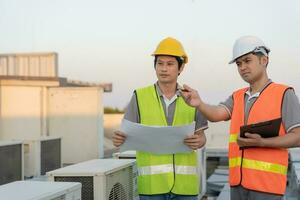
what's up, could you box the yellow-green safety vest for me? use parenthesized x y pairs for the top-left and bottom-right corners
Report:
(135, 85), (199, 195)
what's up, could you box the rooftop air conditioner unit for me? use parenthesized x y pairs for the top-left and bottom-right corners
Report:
(0, 181), (81, 200)
(24, 136), (62, 178)
(47, 159), (137, 200)
(0, 140), (24, 185)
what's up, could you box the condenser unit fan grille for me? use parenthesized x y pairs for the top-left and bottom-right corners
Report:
(109, 182), (127, 200)
(106, 166), (134, 200)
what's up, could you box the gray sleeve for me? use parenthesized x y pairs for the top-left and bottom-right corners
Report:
(282, 89), (300, 132)
(219, 95), (233, 117)
(123, 92), (140, 123)
(195, 110), (208, 131)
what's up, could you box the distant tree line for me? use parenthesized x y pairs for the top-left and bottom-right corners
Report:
(104, 107), (125, 114)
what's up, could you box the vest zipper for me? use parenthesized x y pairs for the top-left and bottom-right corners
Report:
(239, 149), (244, 185)
(169, 154), (176, 193)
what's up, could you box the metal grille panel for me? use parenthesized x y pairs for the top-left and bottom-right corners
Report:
(0, 144), (22, 185)
(106, 166), (136, 200)
(108, 183), (126, 200)
(55, 176), (93, 200)
(41, 139), (61, 175)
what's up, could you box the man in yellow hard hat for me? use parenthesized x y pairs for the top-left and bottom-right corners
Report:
(181, 35), (300, 200)
(113, 37), (208, 200)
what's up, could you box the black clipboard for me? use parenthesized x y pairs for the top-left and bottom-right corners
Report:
(240, 118), (282, 138)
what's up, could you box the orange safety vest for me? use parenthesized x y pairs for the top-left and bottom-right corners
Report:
(229, 82), (290, 195)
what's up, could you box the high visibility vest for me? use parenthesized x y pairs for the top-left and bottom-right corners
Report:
(135, 85), (199, 195)
(229, 82), (290, 195)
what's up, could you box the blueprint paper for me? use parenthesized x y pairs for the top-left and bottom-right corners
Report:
(120, 119), (195, 154)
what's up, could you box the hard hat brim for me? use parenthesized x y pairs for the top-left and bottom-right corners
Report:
(228, 47), (270, 65)
(152, 53), (188, 64)
(228, 59), (236, 64)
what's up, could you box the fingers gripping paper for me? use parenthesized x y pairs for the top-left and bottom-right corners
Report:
(120, 119), (195, 154)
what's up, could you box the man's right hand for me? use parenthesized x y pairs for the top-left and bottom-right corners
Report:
(112, 130), (127, 147)
(180, 84), (202, 108)
(181, 84), (230, 122)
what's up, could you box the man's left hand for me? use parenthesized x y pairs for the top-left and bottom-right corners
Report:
(184, 133), (206, 150)
(237, 132), (264, 147)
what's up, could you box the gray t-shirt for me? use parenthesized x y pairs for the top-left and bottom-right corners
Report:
(220, 81), (300, 132)
(124, 84), (208, 131)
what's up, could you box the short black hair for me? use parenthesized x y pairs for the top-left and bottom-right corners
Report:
(154, 55), (184, 69)
(253, 52), (266, 57)
(252, 52), (269, 67)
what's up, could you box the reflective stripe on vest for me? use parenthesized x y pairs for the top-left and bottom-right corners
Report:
(229, 134), (238, 143)
(229, 157), (287, 175)
(229, 83), (290, 195)
(135, 85), (199, 195)
(138, 165), (197, 176)
(138, 164), (173, 175)
(175, 165), (197, 175)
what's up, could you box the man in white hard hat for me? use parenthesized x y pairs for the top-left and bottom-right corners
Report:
(181, 35), (300, 200)
(113, 37), (208, 200)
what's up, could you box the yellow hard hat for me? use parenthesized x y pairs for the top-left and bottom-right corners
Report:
(152, 37), (188, 64)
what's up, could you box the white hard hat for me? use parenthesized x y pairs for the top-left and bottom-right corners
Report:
(229, 35), (270, 64)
